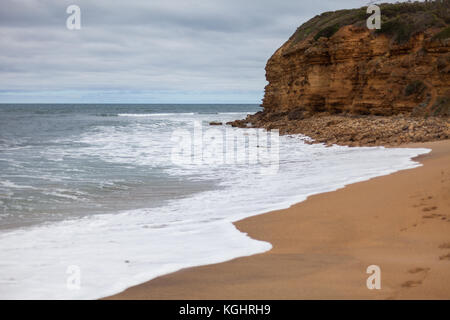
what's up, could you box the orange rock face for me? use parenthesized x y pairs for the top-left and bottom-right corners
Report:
(262, 25), (450, 116)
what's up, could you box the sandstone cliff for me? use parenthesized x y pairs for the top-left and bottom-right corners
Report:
(263, 25), (450, 117)
(230, 1), (450, 146)
(263, 2), (450, 117)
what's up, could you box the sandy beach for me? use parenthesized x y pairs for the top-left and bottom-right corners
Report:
(107, 140), (450, 300)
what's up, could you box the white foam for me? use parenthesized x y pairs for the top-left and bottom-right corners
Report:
(0, 180), (38, 190)
(0, 214), (270, 300)
(0, 115), (431, 300)
(218, 112), (253, 115)
(118, 113), (195, 117)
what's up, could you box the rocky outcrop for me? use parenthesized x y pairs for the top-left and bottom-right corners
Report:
(229, 2), (450, 146)
(262, 25), (450, 117)
(230, 113), (449, 147)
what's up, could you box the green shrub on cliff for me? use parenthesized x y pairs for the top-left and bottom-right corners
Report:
(431, 97), (450, 116)
(377, 18), (414, 43)
(314, 24), (341, 40)
(405, 80), (426, 96)
(291, 8), (366, 44)
(376, 5), (448, 43)
(433, 26), (450, 40)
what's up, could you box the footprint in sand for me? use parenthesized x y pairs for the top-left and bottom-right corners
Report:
(422, 213), (444, 219)
(412, 195), (435, 210)
(402, 268), (430, 288)
(437, 243), (450, 261)
(439, 253), (450, 261)
(438, 242), (450, 249)
(403, 223), (419, 231)
(408, 267), (430, 274)
(401, 280), (423, 288)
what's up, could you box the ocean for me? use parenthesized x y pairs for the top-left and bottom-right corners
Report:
(0, 104), (430, 299)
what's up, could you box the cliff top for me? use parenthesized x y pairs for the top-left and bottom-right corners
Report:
(289, 0), (450, 47)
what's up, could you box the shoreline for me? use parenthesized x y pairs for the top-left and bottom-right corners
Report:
(229, 114), (450, 147)
(106, 139), (450, 300)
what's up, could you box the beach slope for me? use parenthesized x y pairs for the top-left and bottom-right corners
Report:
(107, 140), (450, 300)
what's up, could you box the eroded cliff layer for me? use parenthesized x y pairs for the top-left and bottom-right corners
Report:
(263, 3), (450, 117)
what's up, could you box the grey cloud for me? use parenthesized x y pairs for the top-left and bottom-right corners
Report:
(0, 0), (402, 103)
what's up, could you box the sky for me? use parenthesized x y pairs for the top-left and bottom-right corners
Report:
(0, 0), (402, 103)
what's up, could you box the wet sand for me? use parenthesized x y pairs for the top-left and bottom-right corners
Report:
(106, 140), (450, 300)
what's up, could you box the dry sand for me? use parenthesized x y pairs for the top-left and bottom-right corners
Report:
(107, 140), (450, 300)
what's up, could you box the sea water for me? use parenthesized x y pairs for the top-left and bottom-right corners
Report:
(0, 104), (429, 299)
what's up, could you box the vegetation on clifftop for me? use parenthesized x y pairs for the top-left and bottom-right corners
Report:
(290, 0), (450, 45)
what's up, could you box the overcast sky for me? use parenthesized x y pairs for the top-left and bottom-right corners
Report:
(0, 0), (401, 103)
